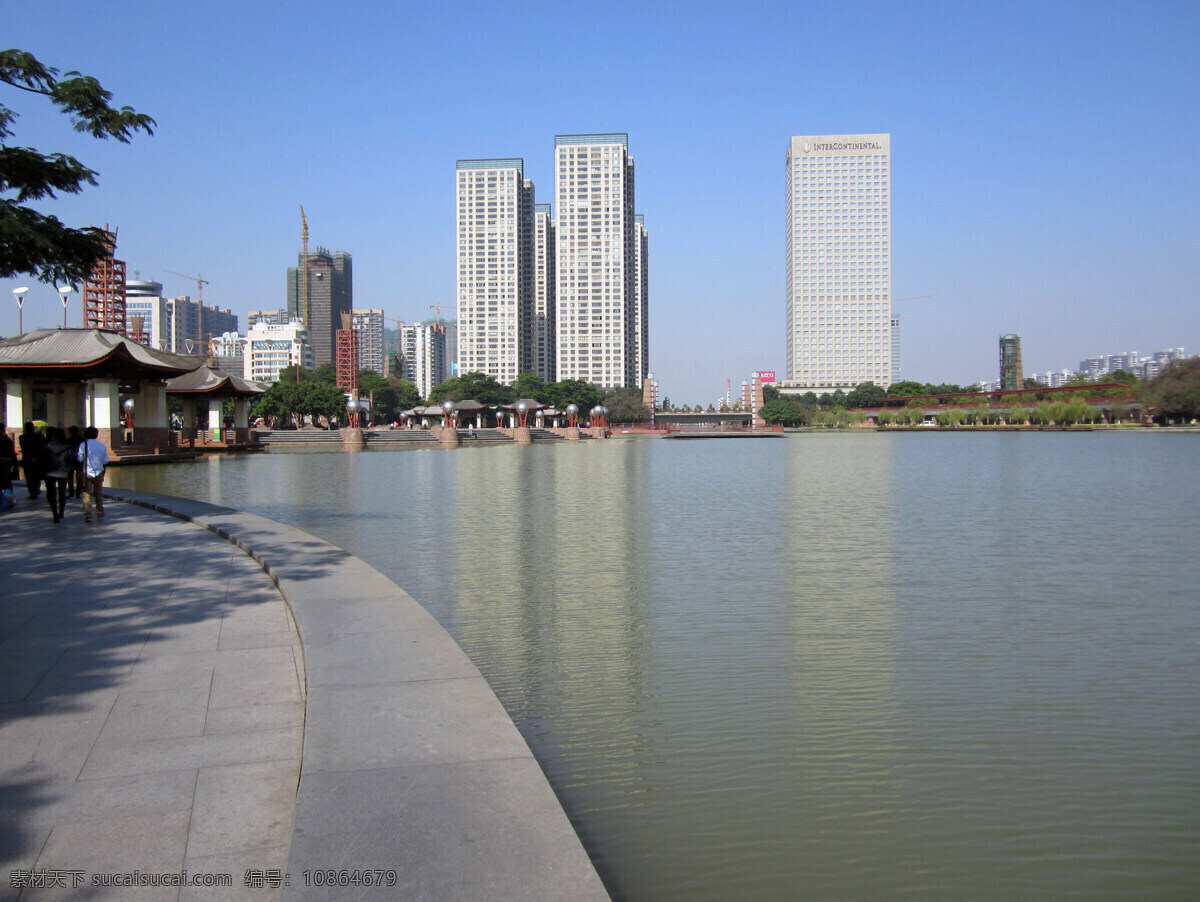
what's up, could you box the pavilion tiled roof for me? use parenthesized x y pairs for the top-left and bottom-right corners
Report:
(0, 328), (203, 378)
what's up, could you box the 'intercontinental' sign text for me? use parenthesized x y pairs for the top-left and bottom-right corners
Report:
(802, 141), (884, 153)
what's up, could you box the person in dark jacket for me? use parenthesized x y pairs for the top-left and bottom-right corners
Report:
(66, 425), (84, 498)
(0, 423), (15, 493)
(18, 422), (46, 499)
(43, 427), (72, 523)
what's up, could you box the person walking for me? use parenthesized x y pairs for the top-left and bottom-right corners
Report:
(18, 422), (46, 500)
(66, 425), (84, 498)
(0, 423), (15, 497)
(43, 427), (72, 523)
(77, 426), (110, 523)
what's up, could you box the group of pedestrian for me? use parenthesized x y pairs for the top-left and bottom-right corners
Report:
(0, 422), (109, 523)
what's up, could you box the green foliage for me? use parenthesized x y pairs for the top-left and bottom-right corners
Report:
(762, 384), (781, 403)
(886, 381), (927, 397)
(358, 370), (398, 422)
(1107, 369), (1139, 386)
(428, 371), (513, 405)
(253, 378), (347, 425)
(548, 379), (602, 413)
(1008, 405), (1029, 425)
(1, 50), (156, 285)
(511, 372), (553, 404)
(313, 362), (338, 384)
(1138, 357), (1200, 421)
(603, 387), (650, 423)
(759, 398), (808, 427)
(1024, 377), (1047, 389)
(390, 378), (421, 411)
(877, 409), (893, 426)
(845, 382), (886, 409)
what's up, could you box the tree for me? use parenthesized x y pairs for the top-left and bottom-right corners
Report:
(845, 382), (885, 409)
(358, 370), (398, 423)
(313, 362), (338, 385)
(1024, 377), (1047, 389)
(886, 381), (927, 397)
(1139, 357), (1200, 421)
(389, 378), (421, 411)
(548, 378), (602, 413)
(1, 50), (155, 285)
(428, 371), (512, 405)
(604, 387), (650, 423)
(877, 409), (893, 426)
(762, 384), (781, 403)
(759, 398), (808, 427)
(511, 372), (552, 404)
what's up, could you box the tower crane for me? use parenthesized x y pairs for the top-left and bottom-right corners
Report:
(165, 270), (210, 356)
(300, 206), (310, 329)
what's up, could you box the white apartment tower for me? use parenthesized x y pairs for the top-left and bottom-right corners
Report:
(351, 308), (385, 374)
(785, 134), (891, 394)
(455, 159), (534, 385)
(400, 321), (449, 400)
(554, 133), (644, 389)
(532, 203), (556, 381)
(633, 213), (649, 383)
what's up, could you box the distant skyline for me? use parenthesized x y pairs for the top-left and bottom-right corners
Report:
(3, 0), (1197, 402)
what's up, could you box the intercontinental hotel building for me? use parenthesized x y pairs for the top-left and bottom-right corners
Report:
(784, 133), (891, 394)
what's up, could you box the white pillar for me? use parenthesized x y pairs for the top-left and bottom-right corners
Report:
(86, 379), (121, 448)
(208, 405), (222, 431)
(6, 378), (31, 429)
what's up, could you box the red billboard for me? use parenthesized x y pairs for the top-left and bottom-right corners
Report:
(756, 371), (777, 383)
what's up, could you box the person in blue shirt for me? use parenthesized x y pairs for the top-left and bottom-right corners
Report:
(76, 426), (110, 523)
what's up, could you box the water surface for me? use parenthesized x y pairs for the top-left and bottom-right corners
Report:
(112, 433), (1200, 900)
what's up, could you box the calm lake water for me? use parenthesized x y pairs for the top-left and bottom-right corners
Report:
(111, 432), (1200, 901)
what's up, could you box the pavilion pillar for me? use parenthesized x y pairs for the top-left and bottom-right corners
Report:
(5, 379), (31, 443)
(59, 383), (85, 430)
(209, 404), (223, 442)
(138, 382), (168, 451)
(86, 379), (121, 450)
(233, 398), (252, 444)
(182, 399), (197, 447)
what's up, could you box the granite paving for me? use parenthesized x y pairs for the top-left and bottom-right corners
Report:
(0, 484), (609, 902)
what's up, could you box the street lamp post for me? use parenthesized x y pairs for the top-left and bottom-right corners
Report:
(57, 285), (73, 328)
(12, 287), (30, 335)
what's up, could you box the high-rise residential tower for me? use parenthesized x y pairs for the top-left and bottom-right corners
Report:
(532, 203), (556, 381)
(784, 134), (891, 394)
(351, 308), (385, 374)
(455, 159), (535, 385)
(554, 133), (644, 389)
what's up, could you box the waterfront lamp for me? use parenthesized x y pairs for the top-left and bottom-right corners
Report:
(442, 400), (456, 429)
(57, 285), (73, 328)
(12, 287), (30, 335)
(566, 403), (579, 429)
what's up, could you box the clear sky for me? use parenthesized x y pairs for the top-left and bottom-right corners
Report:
(3, 0), (1197, 402)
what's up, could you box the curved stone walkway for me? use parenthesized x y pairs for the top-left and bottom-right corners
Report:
(0, 488), (608, 901)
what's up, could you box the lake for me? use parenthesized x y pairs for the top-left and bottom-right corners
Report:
(111, 432), (1200, 901)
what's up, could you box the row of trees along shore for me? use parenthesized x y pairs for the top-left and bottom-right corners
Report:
(250, 368), (651, 427)
(758, 359), (1200, 427)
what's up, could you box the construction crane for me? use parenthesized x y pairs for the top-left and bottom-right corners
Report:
(300, 206), (310, 328)
(428, 303), (445, 331)
(165, 270), (210, 356)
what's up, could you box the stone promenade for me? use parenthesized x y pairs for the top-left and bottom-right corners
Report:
(0, 488), (608, 902)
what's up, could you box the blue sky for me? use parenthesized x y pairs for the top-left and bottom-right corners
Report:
(4, 0), (1197, 402)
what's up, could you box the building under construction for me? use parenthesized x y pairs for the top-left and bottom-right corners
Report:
(286, 248), (352, 368)
(1000, 334), (1024, 391)
(83, 227), (126, 333)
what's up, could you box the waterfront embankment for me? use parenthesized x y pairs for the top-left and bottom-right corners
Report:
(0, 487), (608, 902)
